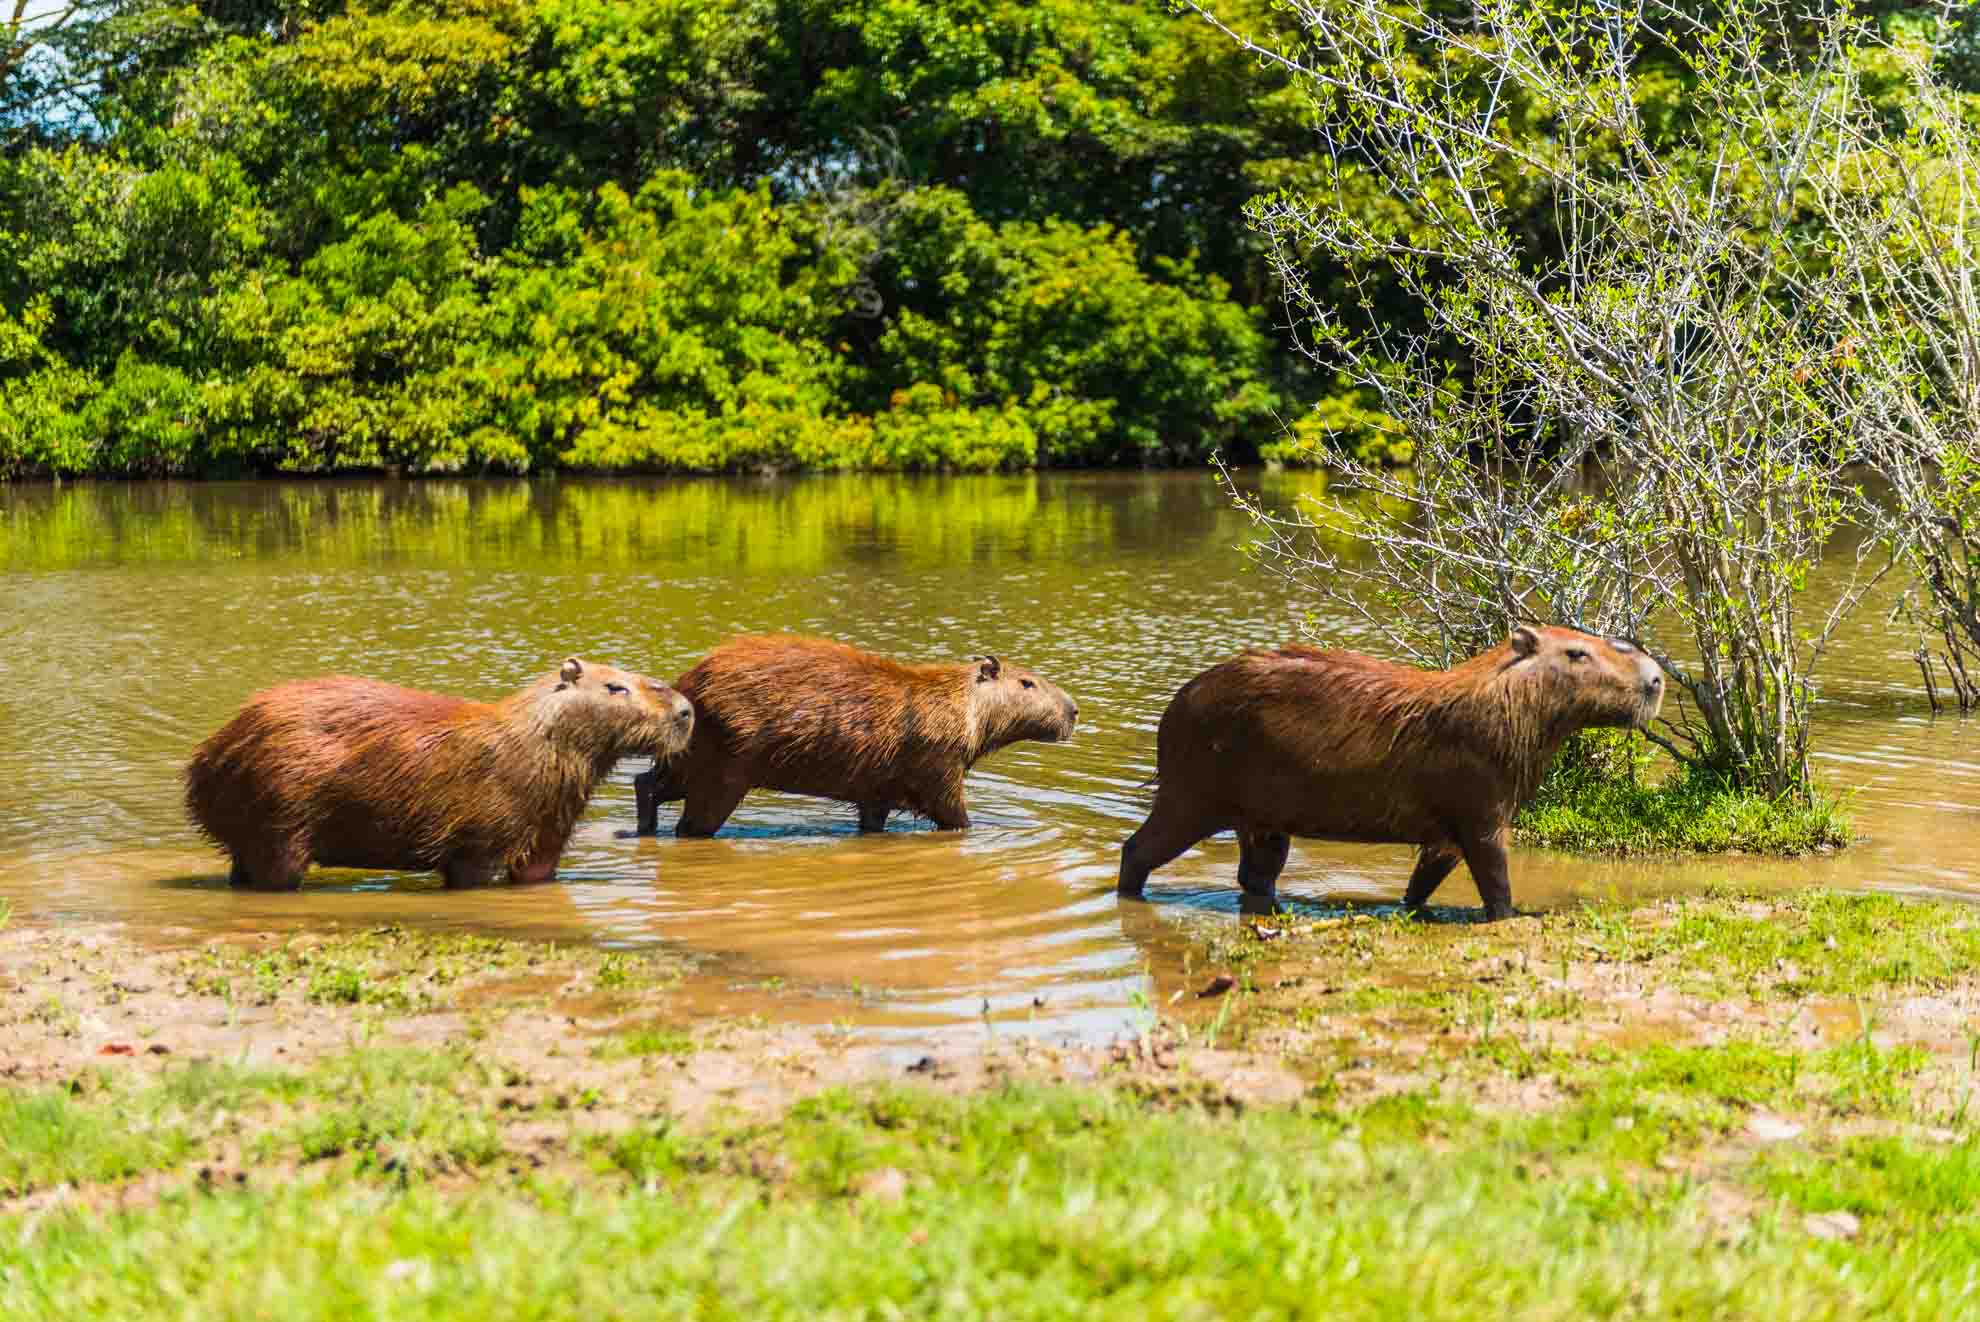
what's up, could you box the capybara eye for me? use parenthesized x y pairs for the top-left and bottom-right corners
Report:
(605, 682), (629, 695)
(1566, 649), (1589, 663)
(1021, 679), (1035, 690)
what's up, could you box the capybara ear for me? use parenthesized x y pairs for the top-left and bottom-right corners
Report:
(1509, 626), (1542, 658)
(561, 657), (584, 685)
(974, 655), (1001, 682)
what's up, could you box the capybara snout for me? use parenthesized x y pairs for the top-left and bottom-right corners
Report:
(973, 653), (1078, 744)
(544, 656), (696, 762)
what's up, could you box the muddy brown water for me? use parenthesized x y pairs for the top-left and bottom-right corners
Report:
(1, 475), (1975, 1050)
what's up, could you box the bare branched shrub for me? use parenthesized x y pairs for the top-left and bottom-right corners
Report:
(1195, 0), (1924, 796)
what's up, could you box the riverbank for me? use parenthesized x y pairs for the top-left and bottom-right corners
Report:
(5, 887), (1978, 1318)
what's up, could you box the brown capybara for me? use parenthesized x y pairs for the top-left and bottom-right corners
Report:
(632, 634), (1078, 836)
(1118, 625), (1664, 920)
(186, 658), (694, 889)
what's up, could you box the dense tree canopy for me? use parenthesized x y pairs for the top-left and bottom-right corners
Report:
(0, 0), (1972, 475)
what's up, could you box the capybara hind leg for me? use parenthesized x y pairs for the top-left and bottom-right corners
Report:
(1456, 830), (1515, 921)
(677, 778), (748, 838)
(442, 854), (502, 888)
(1117, 807), (1222, 898)
(856, 800), (893, 833)
(1235, 830), (1290, 916)
(1402, 845), (1462, 915)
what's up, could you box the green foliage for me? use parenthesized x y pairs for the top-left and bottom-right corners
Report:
(0, 0), (1323, 476)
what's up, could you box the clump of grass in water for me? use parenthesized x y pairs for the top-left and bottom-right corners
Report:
(1516, 732), (1853, 856)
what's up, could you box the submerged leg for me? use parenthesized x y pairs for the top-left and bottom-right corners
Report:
(677, 775), (748, 839)
(1401, 844), (1462, 915)
(442, 853), (503, 888)
(634, 762), (685, 837)
(856, 800), (893, 833)
(1235, 829), (1291, 916)
(227, 835), (309, 890)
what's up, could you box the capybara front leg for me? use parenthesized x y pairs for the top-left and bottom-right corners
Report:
(442, 854), (502, 888)
(677, 776), (748, 838)
(1236, 830), (1290, 916)
(923, 782), (970, 830)
(1117, 805), (1222, 899)
(1456, 830), (1515, 921)
(633, 766), (661, 837)
(856, 800), (893, 833)
(1402, 845), (1462, 915)
(227, 836), (309, 890)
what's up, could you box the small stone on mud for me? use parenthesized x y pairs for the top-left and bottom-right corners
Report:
(906, 1055), (938, 1074)
(1198, 975), (1236, 998)
(1744, 1112), (1805, 1143)
(1804, 1210), (1860, 1241)
(908, 1227), (929, 1246)
(146, 1043), (170, 1056)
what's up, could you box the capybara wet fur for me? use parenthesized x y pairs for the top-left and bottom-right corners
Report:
(1119, 626), (1664, 919)
(186, 658), (694, 888)
(633, 634), (1078, 836)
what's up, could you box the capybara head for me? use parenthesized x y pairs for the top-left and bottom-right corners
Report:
(530, 657), (694, 760)
(1506, 625), (1664, 735)
(966, 654), (1079, 748)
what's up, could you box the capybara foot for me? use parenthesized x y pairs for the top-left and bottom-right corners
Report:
(1237, 890), (1282, 917)
(1480, 901), (1517, 922)
(856, 800), (892, 833)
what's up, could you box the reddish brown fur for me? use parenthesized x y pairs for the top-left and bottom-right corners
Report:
(1118, 625), (1665, 919)
(186, 658), (694, 889)
(633, 634), (1078, 836)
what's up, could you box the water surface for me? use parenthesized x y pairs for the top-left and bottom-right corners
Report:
(2, 475), (1973, 1048)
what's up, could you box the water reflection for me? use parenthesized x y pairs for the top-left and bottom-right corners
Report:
(1, 473), (1974, 1047)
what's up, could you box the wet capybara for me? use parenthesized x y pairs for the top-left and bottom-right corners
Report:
(1118, 625), (1665, 919)
(632, 634), (1078, 836)
(186, 658), (694, 889)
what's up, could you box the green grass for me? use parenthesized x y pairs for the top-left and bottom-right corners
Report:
(5, 1077), (1980, 1320)
(1516, 753), (1854, 856)
(11, 891), (1980, 1318)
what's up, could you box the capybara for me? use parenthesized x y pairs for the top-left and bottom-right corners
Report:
(186, 658), (694, 889)
(1117, 625), (1664, 920)
(632, 634), (1078, 836)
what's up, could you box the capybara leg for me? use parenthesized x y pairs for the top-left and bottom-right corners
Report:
(677, 778), (748, 838)
(227, 838), (309, 890)
(1456, 831), (1515, 921)
(1402, 845), (1462, 915)
(856, 800), (893, 833)
(442, 854), (502, 888)
(1117, 808), (1221, 898)
(1236, 830), (1290, 916)
(924, 794), (970, 831)
(633, 766), (660, 837)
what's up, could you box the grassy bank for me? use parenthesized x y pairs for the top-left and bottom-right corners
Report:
(5, 890), (1980, 1317)
(1515, 739), (1854, 856)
